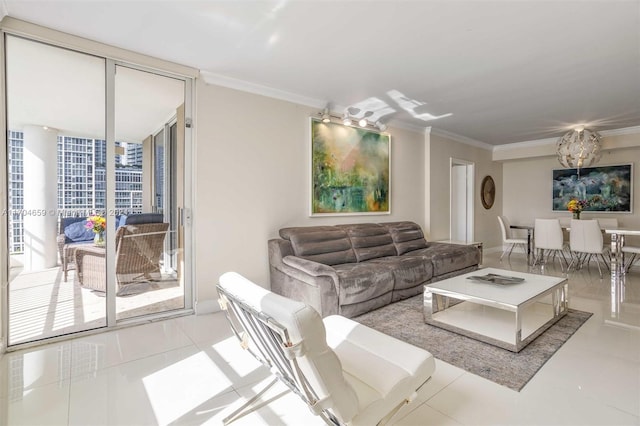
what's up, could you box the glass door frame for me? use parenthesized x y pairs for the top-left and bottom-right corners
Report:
(0, 29), (195, 351)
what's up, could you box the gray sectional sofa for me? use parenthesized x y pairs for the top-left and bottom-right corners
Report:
(269, 221), (480, 318)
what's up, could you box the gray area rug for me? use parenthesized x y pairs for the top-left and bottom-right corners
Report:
(355, 295), (592, 391)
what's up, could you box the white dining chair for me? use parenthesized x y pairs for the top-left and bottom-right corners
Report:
(568, 219), (610, 277)
(497, 216), (528, 261)
(622, 244), (640, 272)
(534, 218), (568, 270)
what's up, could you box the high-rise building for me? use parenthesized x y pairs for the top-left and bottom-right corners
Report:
(8, 131), (24, 254)
(126, 142), (143, 167)
(8, 132), (144, 253)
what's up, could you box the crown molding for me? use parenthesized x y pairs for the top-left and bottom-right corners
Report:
(493, 125), (640, 153)
(387, 119), (429, 134)
(600, 125), (640, 137)
(429, 127), (493, 151)
(492, 136), (557, 152)
(200, 70), (328, 110)
(201, 70), (434, 135)
(200, 70), (640, 145)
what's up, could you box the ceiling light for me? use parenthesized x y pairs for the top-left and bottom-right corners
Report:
(359, 118), (368, 127)
(343, 112), (352, 126)
(322, 108), (331, 123)
(556, 127), (602, 169)
(375, 121), (387, 131)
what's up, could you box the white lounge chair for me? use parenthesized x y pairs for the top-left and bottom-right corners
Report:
(217, 272), (436, 425)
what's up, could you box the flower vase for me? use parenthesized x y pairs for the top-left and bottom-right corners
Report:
(94, 232), (105, 247)
(573, 211), (581, 220)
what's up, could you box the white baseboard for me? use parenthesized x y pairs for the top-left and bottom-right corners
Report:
(195, 299), (221, 315)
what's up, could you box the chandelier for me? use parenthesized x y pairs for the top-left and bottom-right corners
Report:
(556, 127), (602, 169)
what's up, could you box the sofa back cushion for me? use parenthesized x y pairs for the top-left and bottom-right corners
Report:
(280, 226), (356, 266)
(383, 221), (428, 255)
(338, 223), (397, 262)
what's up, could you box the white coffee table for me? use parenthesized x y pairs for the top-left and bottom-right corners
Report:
(423, 267), (568, 352)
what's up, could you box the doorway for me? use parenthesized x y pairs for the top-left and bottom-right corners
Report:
(450, 158), (475, 242)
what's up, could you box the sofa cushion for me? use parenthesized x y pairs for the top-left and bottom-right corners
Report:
(279, 226), (337, 240)
(382, 221), (428, 255)
(338, 224), (397, 262)
(286, 228), (356, 266)
(369, 256), (433, 290)
(409, 242), (480, 276)
(333, 262), (394, 305)
(64, 220), (94, 243)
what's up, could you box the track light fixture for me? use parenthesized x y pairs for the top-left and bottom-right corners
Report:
(317, 105), (388, 132)
(321, 108), (331, 123)
(375, 120), (387, 132)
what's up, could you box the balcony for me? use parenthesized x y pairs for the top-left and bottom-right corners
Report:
(8, 252), (183, 345)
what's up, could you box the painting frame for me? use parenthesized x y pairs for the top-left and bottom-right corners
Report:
(310, 118), (391, 216)
(552, 163), (633, 213)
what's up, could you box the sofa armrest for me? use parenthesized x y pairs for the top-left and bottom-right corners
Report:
(269, 255), (340, 317)
(282, 256), (339, 280)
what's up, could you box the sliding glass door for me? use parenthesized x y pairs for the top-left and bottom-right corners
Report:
(113, 65), (186, 320)
(3, 35), (192, 346)
(4, 35), (107, 344)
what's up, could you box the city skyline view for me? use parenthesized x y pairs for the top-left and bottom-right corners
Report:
(7, 131), (147, 253)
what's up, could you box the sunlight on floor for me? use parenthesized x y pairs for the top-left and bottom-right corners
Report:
(8, 264), (184, 345)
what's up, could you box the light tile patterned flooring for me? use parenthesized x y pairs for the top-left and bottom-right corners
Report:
(1, 251), (639, 425)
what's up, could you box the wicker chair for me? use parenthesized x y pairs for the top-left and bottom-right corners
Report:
(74, 222), (169, 294)
(57, 217), (94, 282)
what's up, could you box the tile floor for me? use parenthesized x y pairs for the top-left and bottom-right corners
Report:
(8, 262), (183, 345)
(1, 251), (639, 425)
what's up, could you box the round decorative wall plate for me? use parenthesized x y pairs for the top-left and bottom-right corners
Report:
(481, 175), (495, 209)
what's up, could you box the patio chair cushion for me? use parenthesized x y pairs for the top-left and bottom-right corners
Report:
(64, 220), (94, 243)
(123, 213), (164, 225)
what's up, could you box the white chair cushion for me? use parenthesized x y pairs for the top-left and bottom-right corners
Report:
(535, 218), (564, 250)
(570, 219), (604, 254)
(323, 315), (435, 426)
(219, 272), (359, 423)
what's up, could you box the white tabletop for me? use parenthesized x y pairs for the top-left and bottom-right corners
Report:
(426, 267), (566, 307)
(604, 228), (640, 236)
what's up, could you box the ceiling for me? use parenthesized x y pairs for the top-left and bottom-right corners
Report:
(2, 0), (640, 145)
(5, 33), (184, 142)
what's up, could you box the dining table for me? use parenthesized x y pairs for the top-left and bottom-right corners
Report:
(605, 228), (640, 275)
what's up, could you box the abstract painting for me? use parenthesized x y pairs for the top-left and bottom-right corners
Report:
(552, 164), (633, 212)
(311, 119), (390, 215)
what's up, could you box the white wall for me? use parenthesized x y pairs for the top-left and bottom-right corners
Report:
(425, 132), (503, 249)
(502, 140), (640, 245)
(194, 81), (425, 308)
